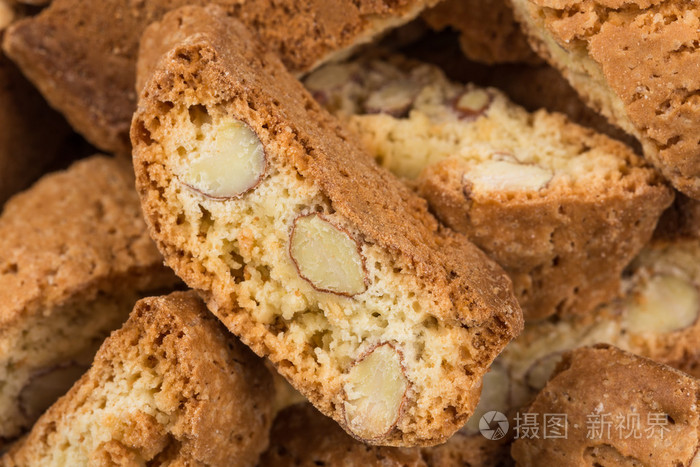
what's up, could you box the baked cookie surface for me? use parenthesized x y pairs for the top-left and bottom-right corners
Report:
(511, 0), (700, 199)
(3, 0), (438, 154)
(132, 10), (522, 447)
(2, 291), (274, 466)
(0, 156), (179, 445)
(511, 345), (700, 466)
(304, 55), (674, 320)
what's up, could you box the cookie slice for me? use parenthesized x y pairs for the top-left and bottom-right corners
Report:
(422, 0), (539, 65)
(304, 55), (674, 320)
(0, 156), (179, 444)
(511, 0), (700, 200)
(132, 12), (522, 447)
(511, 345), (700, 466)
(3, 0), (439, 155)
(2, 291), (274, 466)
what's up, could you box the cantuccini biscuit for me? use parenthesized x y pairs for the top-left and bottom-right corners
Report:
(511, 345), (700, 466)
(3, 0), (439, 155)
(132, 10), (522, 446)
(422, 0), (540, 65)
(304, 55), (673, 320)
(0, 156), (179, 444)
(2, 292), (274, 466)
(510, 0), (700, 199)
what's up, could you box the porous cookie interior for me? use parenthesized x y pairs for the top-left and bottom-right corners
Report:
(0, 292), (137, 441)
(304, 57), (637, 188)
(144, 99), (482, 443)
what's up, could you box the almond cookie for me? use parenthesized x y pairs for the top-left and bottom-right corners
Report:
(3, 0), (439, 155)
(498, 236), (700, 410)
(0, 156), (179, 445)
(422, 0), (540, 65)
(2, 291), (274, 466)
(511, 0), (700, 200)
(304, 55), (674, 320)
(132, 13), (522, 447)
(511, 345), (700, 466)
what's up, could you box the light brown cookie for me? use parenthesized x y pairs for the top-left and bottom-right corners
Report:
(511, 345), (700, 466)
(2, 291), (274, 466)
(422, 0), (540, 65)
(511, 0), (700, 200)
(304, 55), (674, 320)
(0, 156), (179, 445)
(132, 11), (522, 447)
(3, 0), (439, 155)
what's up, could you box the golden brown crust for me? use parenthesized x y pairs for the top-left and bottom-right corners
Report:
(0, 156), (176, 330)
(0, 48), (72, 206)
(0, 155), (180, 443)
(512, 0), (700, 199)
(3, 0), (438, 154)
(132, 9), (522, 446)
(511, 344), (700, 466)
(422, 0), (540, 65)
(2, 292), (275, 466)
(419, 148), (673, 320)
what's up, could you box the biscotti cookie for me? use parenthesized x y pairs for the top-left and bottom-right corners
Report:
(304, 55), (674, 320)
(511, 0), (700, 200)
(0, 156), (179, 444)
(422, 0), (540, 65)
(132, 12), (523, 446)
(511, 345), (700, 466)
(3, 0), (439, 155)
(2, 291), (274, 466)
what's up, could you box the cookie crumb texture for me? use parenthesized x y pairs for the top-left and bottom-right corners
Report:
(0, 156), (179, 444)
(2, 292), (274, 466)
(511, 0), (700, 199)
(511, 345), (700, 466)
(305, 56), (673, 320)
(132, 11), (522, 446)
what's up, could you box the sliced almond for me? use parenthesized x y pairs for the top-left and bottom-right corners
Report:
(623, 274), (700, 334)
(343, 343), (408, 441)
(464, 159), (553, 193)
(364, 80), (420, 118)
(180, 119), (266, 199)
(453, 89), (492, 119)
(290, 214), (366, 296)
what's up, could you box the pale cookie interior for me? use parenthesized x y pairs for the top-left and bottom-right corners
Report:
(304, 59), (630, 191)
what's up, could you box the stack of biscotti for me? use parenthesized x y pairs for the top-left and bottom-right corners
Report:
(0, 156), (180, 446)
(1, 0), (700, 464)
(304, 55), (674, 320)
(130, 5), (522, 446)
(3, 292), (275, 465)
(2, 0), (442, 154)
